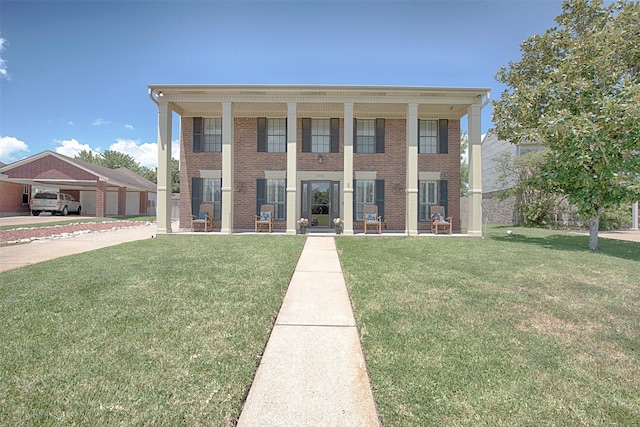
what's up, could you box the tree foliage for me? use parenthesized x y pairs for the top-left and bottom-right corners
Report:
(75, 150), (181, 193)
(460, 132), (469, 197)
(493, 0), (640, 250)
(494, 150), (564, 226)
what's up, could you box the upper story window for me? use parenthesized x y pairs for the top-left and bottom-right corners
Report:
(268, 119), (286, 152)
(203, 118), (222, 152)
(302, 118), (339, 153)
(312, 119), (331, 153)
(418, 119), (449, 154)
(193, 117), (222, 152)
(419, 120), (438, 153)
(355, 119), (385, 153)
(257, 118), (287, 152)
(356, 119), (375, 153)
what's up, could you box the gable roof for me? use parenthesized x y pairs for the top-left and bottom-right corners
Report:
(0, 151), (156, 193)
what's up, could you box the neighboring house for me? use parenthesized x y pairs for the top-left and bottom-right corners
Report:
(0, 151), (157, 217)
(482, 132), (640, 228)
(148, 84), (490, 235)
(0, 161), (32, 216)
(481, 131), (544, 225)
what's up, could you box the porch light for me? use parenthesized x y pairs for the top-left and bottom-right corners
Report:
(317, 155), (323, 164)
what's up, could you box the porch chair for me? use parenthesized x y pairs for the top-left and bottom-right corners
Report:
(255, 204), (274, 232)
(191, 203), (214, 232)
(430, 205), (453, 235)
(363, 204), (382, 234)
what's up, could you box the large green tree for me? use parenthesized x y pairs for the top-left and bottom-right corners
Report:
(493, 0), (640, 250)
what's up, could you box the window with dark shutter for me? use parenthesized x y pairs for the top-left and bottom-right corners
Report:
(330, 118), (339, 153)
(191, 177), (201, 216)
(302, 118), (312, 152)
(375, 119), (385, 153)
(193, 118), (202, 153)
(375, 179), (385, 220)
(438, 119), (449, 154)
(439, 180), (448, 216)
(257, 118), (267, 152)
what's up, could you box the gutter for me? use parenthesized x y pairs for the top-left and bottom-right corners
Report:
(148, 88), (160, 106)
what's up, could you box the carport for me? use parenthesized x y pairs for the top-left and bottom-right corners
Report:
(0, 151), (156, 217)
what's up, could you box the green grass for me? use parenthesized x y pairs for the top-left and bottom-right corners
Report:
(337, 227), (640, 426)
(0, 235), (305, 426)
(0, 216), (155, 231)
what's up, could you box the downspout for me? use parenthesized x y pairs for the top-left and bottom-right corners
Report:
(148, 88), (159, 106)
(480, 91), (491, 109)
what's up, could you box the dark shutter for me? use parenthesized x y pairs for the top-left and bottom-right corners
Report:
(376, 179), (385, 221)
(302, 118), (312, 152)
(257, 117), (267, 152)
(439, 180), (449, 216)
(353, 119), (358, 153)
(191, 177), (201, 216)
(256, 179), (266, 215)
(330, 118), (339, 153)
(352, 179), (357, 221)
(193, 117), (202, 153)
(439, 119), (448, 154)
(375, 118), (385, 153)
(284, 118), (288, 153)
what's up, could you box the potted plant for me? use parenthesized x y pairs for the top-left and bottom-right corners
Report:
(333, 217), (343, 234)
(297, 218), (309, 234)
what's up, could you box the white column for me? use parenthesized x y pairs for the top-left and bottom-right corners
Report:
(406, 103), (418, 236)
(286, 102), (298, 235)
(467, 102), (483, 237)
(343, 103), (354, 235)
(221, 102), (234, 234)
(156, 100), (172, 234)
(632, 201), (638, 230)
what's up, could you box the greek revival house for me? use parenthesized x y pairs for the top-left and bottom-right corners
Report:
(148, 85), (489, 235)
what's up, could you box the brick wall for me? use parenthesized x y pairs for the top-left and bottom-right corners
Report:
(180, 116), (462, 233)
(0, 182), (30, 215)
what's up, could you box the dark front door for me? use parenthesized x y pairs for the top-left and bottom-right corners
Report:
(301, 181), (340, 229)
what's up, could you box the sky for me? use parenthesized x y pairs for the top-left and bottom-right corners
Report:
(0, 0), (565, 167)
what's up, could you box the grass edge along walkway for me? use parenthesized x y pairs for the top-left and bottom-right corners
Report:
(0, 235), (306, 426)
(337, 227), (640, 427)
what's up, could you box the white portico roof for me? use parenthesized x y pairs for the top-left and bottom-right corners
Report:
(147, 84), (490, 119)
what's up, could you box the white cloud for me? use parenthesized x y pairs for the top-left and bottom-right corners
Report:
(92, 118), (110, 127)
(124, 124), (134, 130)
(0, 136), (29, 163)
(0, 38), (8, 79)
(107, 138), (180, 169)
(54, 139), (98, 158)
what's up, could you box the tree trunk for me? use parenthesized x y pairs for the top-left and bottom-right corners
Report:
(589, 213), (600, 251)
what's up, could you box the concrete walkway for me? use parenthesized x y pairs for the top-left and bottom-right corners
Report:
(237, 236), (380, 427)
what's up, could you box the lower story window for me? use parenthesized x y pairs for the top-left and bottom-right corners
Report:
(355, 180), (375, 221)
(267, 179), (286, 220)
(202, 178), (222, 220)
(419, 180), (438, 221)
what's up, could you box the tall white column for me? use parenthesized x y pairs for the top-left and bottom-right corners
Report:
(221, 102), (234, 234)
(467, 103), (483, 237)
(156, 100), (172, 234)
(406, 103), (418, 236)
(286, 102), (298, 235)
(343, 103), (354, 235)
(632, 201), (638, 230)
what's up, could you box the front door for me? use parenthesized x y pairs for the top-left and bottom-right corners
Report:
(301, 181), (340, 229)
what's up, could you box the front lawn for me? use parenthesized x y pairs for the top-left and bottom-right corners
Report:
(337, 228), (640, 426)
(0, 235), (305, 425)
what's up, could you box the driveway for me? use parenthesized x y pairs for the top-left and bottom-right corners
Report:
(0, 216), (157, 272)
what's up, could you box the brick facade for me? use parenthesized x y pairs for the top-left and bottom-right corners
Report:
(180, 116), (462, 232)
(0, 181), (30, 215)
